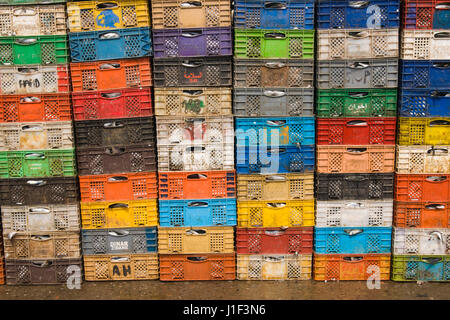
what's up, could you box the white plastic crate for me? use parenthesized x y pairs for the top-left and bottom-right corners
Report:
(396, 145), (450, 174)
(402, 30), (450, 60)
(393, 228), (450, 255)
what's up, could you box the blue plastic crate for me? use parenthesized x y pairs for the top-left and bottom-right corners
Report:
(159, 199), (237, 227)
(234, 0), (315, 30)
(235, 117), (315, 147)
(236, 145), (315, 174)
(314, 227), (392, 254)
(317, 0), (400, 29)
(69, 27), (152, 62)
(401, 60), (450, 90)
(400, 89), (450, 117)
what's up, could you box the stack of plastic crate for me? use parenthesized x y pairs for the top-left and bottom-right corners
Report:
(392, 0), (450, 282)
(314, 0), (400, 281)
(0, 1), (81, 285)
(151, 0), (236, 281)
(67, 0), (158, 281)
(234, 0), (316, 281)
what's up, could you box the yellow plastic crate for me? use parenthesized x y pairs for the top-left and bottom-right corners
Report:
(398, 118), (450, 146)
(81, 199), (158, 229)
(237, 200), (315, 228)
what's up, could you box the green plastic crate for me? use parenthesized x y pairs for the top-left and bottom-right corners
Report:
(392, 255), (450, 282)
(0, 0), (64, 4)
(0, 149), (76, 178)
(234, 29), (314, 59)
(0, 35), (68, 66)
(316, 89), (398, 118)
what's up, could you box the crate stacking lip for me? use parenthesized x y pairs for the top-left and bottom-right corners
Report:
(317, 29), (399, 60)
(316, 173), (394, 201)
(313, 253), (391, 281)
(317, 0), (400, 29)
(398, 117), (450, 145)
(67, 0), (151, 32)
(317, 59), (399, 89)
(159, 253), (235, 281)
(159, 198), (236, 227)
(400, 60), (450, 90)
(402, 30), (450, 60)
(236, 227), (314, 255)
(403, 0), (450, 29)
(237, 254), (312, 281)
(0, 177), (78, 206)
(234, 88), (314, 117)
(316, 200), (393, 227)
(154, 87), (232, 116)
(234, 0), (315, 30)
(396, 145), (450, 174)
(81, 199), (158, 229)
(393, 227), (450, 255)
(69, 27), (152, 62)
(158, 170), (236, 200)
(70, 57), (152, 92)
(392, 255), (450, 282)
(152, 27), (232, 58)
(158, 226), (234, 254)
(394, 201), (450, 228)
(316, 89), (398, 118)
(314, 227), (392, 254)
(84, 254), (158, 281)
(400, 89), (450, 117)
(395, 174), (450, 202)
(79, 172), (158, 202)
(81, 227), (157, 255)
(236, 145), (315, 174)
(5, 258), (82, 285)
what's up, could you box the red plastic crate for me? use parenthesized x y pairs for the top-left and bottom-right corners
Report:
(403, 0), (450, 29)
(395, 174), (450, 202)
(394, 201), (450, 228)
(317, 118), (397, 145)
(72, 87), (153, 120)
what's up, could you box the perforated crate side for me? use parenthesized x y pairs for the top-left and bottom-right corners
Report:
(392, 255), (450, 282)
(400, 60), (450, 90)
(395, 174), (450, 202)
(403, 0), (450, 30)
(398, 117), (450, 145)
(401, 30), (450, 60)
(399, 89), (450, 117)
(393, 227), (450, 255)
(395, 145), (450, 174)
(394, 201), (450, 228)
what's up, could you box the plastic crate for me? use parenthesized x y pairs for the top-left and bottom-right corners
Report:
(153, 56), (232, 87)
(234, 58), (314, 88)
(316, 89), (398, 118)
(234, 88), (314, 117)
(159, 198), (236, 227)
(0, 149), (76, 178)
(398, 118), (450, 145)
(159, 170), (236, 200)
(237, 254), (312, 280)
(313, 253), (391, 281)
(79, 172), (158, 202)
(314, 227), (392, 254)
(317, 118), (396, 145)
(402, 30), (450, 60)
(154, 88), (232, 116)
(316, 200), (393, 227)
(400, 89), (450, 117)
(0, 177), (78, 205)
(393, 228), (450, 255)
(392, 255), (450, 282)
(318, 29), (399, 60)
(69, 27), (151, 62)
(396, 145), (450, 174)
(234, 0), (314, 30)
(317, 173), (394, 201)
(81, 199), (158, 229)
(317, 59), (399, 89)
(159, 253), (235, 281)
(84, 254), (158, 281)
(236, 227), (313, 254)
(236, 145), (315, 174)
(394, 201), (449, 228)
(400, 60), (450, 90)
(395, 174), (450, 202)
(236, 117), (315, 147)
(403, 0), (450, 29)
(72, 88), (153, 121)
(158, 226), (234, 254)
(82, 227), (157, 255)
(70, 58), (152, 92)
(0, 258), (4, 285)
(317, 0), (400, 29)
(151, 0), (231, 29)
(5, 258), (82, 285)
(67, 0), (150, 32)
(0, 93), (71, 123)
(237, 173), (314, 201)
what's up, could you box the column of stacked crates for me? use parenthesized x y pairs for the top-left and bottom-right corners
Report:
(0, 1), (81, 285)
(392, 0), (450, 282)
(314, 0), (400, 281)
(67, 0), (158, 281)
(151, 0), (236, 281)
(234, 0), (316, 281)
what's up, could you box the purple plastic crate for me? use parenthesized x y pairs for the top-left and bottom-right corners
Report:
(152, 27), (232, 58)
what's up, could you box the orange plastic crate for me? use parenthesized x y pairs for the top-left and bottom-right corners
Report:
(395, 174), (450, 202)
(394, 201), (450, 228)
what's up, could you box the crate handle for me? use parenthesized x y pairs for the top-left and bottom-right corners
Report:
(108, 176), (128, 182)
(265, 175), (286, 182)
(108, 230), (130, 237)
(31, 260), (52, 268)
(343, 229), (363, 236)
(263, 90), (286, 98)
(349, 1), (369, 8)
(186, 117), (205, 123)
(429, 120), (450, 126)
(187, 201), (208, 207)
(431, 91), (450, 97)
(428, 231), (444, 242)
(31, 235), (51, 241)
(26, 180), (47, 187)
(181, 62), (202, 68)
(348, 92), (369, 98)
(346, 120), (368, 126)
(266, 120), (286, 126)
(346, 147), (367, 154)
(264, 230), (285, 236)
(186, 229), (206, 235)
(187, 256), (207, 262)
(101, 92), (122, 99)
(18, 67), (38, 74)
(427, 147), (448, 155)
(181, 31), (203, 38)
(432, 62), (450, 69)
(434, 32), (450, 39)
(343, 256), (364, 262)
(269, 147), (286, 155)
(21, 125), (43, 132)
(104, 121), (124, 128)
(348, 62), (369, 69)
(345, 202), (365, 208)
(266, 203), (286, 208)
(15, 38), (37, 45)
(99, 63), (121, 70)
(111, 257), (130, 262)
(13, 8), (36, 16)
(425, 204), (445, 210)
(180, 1), (202, 8)
(105, 147), (125, 155)
(29, 207), (50, 213)
(264, 32), (286, 39)
(108, 203), (128, 209)
(265, 62), (286, 69)
(264, 256), (284, 262)
(264, 2), (287, 10)
(97, 2), (118, 9)
(187, 173), (207, 180)
(99, 32), (120, 40)
(182, 89), (203, 96)
(20, 96), (41, 103)
(421, 257), (442, 264)
(344, 175), (367, 182)
(186, 146), (206, 153)
(426, 176), (447, 182)
(348, 31), (369, 38)
(24, 152), (45, 159)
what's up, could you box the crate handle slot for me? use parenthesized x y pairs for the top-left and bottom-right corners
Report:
(104, 121), (124, 128)
(21, 125), (43, 132)
(349, 1), (369, 8)
(343, 256), (363, 262)
(265, 62), (286, 69)
(436, 3), (450, 9)
(266, 120), (286, 126)
(31, 235), (51, 241)
(101, 92), (122, 99)
(31, 260), (52, 268)
(343, 229), (363, 236)
(266, 203), (286, 208)
(264, 2), (287, 9)
(264, 256), (284, 262)
(186, 146), (206, 152)
(13, 8), (36, 16)
(99, 32), (120, 40)
(186, 117), (205, 123)
(346, 147), (367, 153)
(434, 32), (450, 39)
(99, 63), (120, 70)
(186, 229), (206, 235)
(346, 120), (368, 126)
(346, 202), (365, 208)
(181, 31), (203, 38)
(15, 38), (37, 45)
(18, 67), (38, 74)
(105, 147), (125, 155)
(425, 204), (445, 210)
(427, 147), (448, 155)
(431, 91), (450, 97)
(348, 31), (369, 38)
(344, 175), (367, 182)
(108, 230), (130, 237)
(97, 2), (118, 9)
(428, 231), (444, 242)
(265, 175), (286, 182)
(264, 230), (285, 236)
(26, 180), (47, 186)
(108, 176), (128, 182)
(429, 120), (450, 126)
(187, 201), (208, 207)
(432, 62), (450, 69)
(264, 32), (286, 39)
(263, 90), (286, 98)
(29, 207), (50, 213)
(181, 62), (202, 68)
(111, 257), (130, 262)
(421, 257), (442, 264)
(187, 256), (207, 262)
(348, 92), (369, 98)
(348, 62), (369, 69)
(182, 90), (203, 96)
(24, 152), (45, 159)
(426, 176), (447, 182)
(180, 1), (202, 8)
(187, 173), (207, 179)
(108, 203), (128, 209)
(20, 96), (41, 103)
(268, 147), (286, 154)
